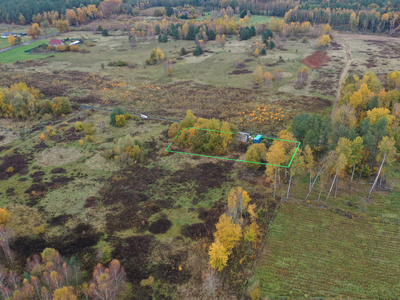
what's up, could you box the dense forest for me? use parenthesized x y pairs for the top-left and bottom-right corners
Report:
(2, 0), (400, 24)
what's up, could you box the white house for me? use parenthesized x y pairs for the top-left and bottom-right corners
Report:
(1, 32), (17, 39)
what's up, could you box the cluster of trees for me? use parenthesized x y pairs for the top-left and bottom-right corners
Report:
(168, 110), (239, 154)
(105, 134), (144, 165)
(252, 66), (283, 87)
(209, 187), (260, 271)
(109, 106), (134, 127)
(0, 82), (71, 119)
(0, 208), (129, 299)
(146, 47), (165, 65)
(284, 7), (400, 34)
(281, 71), (400, 200)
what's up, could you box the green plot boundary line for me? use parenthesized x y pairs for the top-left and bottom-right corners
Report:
(165, 127), (300, 168)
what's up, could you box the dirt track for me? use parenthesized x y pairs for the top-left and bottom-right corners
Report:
(335, 33), (400, 42)
(331, 39), (352, 117)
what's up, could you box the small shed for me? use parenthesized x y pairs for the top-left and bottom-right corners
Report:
(254, 135), (262, 144)
(48, 39), (63, 47)
(237, 134), (250, 143)
(1, 32), (17, 38)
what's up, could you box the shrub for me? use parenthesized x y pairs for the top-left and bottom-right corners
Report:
(240, 27), (251, 40)
(117, 60), (128, 66)
(101, 63), (105, 69)
(301, 36), (308, 43)
(79, 139), (84, 146)
(260, 48), (266, 55)
(84, 123), (94, 135)
(75, 121), (84, 131)
(89, 42), (95, 47)
(105, 135), (143, 164)
(140, 276), (155, 287)
(180, 47), (187, 55)
(288, 36), (297, 41)
(158, 34), (168, 43)
(268, 40), (275, 49)
(51, 97), (72, 115)
(193, 45), (203, 56)
(245, 143), (267, 171)
(125, 112), (131, 120)
(70, 45), (80, 52)
(40, 133), (45, 141)
(110, 107), (125, 126)
(85, 135), (94, 142)
(6, 166), (14, 172)
(98, 25), (103, 31)
(47, 45), (54, 51)
(66, 45), (70, 51)
(102, 29), (109, 37)
(115, 115), (126, 127)
(146, 47), (165, 65)
(33, 225), (45, 235)
(56, 44), (67, 52)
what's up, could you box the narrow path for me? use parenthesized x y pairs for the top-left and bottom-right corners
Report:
(0, 32), (59, 54)
(331, 39), (352, 117)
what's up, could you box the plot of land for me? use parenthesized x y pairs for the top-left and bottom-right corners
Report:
(254, 204), (400, 299)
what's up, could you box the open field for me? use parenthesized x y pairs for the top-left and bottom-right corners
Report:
(197, 13), (283, 24)
(253, 204), (400, 298)
(1, 17), (400, 298)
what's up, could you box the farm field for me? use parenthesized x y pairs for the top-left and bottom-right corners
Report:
(253, 204), (400, 299)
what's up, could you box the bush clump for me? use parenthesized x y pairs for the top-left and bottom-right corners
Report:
(193, 45), (203, 56)
(110, 107), (125, 126)
(105, 135), (144, 165)
(245, 143), (267, 171)
(75, 121), (84, 131)
(180, 47), (187, 55)
(169, 110), (238, 154)
(115, 114), (126, 127)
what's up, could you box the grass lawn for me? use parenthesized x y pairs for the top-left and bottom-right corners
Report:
(253, 203), (400, 299)
(0, 39), (56, 63)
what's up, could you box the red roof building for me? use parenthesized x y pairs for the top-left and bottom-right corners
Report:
(48, 39), (63, 46)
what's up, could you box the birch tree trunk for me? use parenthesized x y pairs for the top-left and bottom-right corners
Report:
(286, 174), (292, 201)
(349, 163), (355, 190)
(367, 154), (386, 200)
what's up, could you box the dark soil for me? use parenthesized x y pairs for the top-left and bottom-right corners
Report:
(84, 196), (97, 208)
(33, 141), (48, 151)
(229, 69), (253, 75)
(244, 59), (253, 63)
(0, 136), (5, 142)
(113, 235), (155, 284)
(171, 162), (234, 195)
(71, 94), (103, 104)
(182, 205), (224, 239)
(0, 154), (29, 180)
(50, 214), (72, 226)
(30, 171), (45, 178)
(149, 219), (172, 234)
(51, 168), (66, 174)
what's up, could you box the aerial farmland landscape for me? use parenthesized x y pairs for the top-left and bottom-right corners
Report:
(1, 0), (400, 299)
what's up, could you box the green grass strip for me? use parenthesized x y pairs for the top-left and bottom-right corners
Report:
(165, 127), (300, 168)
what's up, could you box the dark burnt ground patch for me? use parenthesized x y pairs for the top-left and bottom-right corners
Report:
(101, 166), (168, 233)
(182, 203), (224, 239)
(0, 71), (118, 99)
(11, 222), (100, 271)
(0, 154), (29, 180)
(170, 161), (234, 196)
(113, 235), (155, 284)
(149, 219), (172, 234)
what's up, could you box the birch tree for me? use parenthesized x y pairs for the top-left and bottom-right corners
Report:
(348, 136), (364, 190)
(286, 149), (305, 201)
(367, 136), (396, 200)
